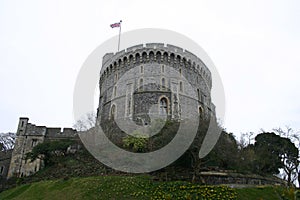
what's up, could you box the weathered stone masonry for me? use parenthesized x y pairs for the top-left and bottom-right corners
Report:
(0, 150), (12, 180)
(7, 118), (77, 178)
(97, 43), (216, 125)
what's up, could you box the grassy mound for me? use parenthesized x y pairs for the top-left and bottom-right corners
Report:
(0, 175), (296, 200)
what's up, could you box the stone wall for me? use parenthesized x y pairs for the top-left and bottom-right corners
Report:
(0, 150), (12, 180)
(153, 170), (287, 186)
(0, 150), (12, 192)
(198, 172), (287, 186)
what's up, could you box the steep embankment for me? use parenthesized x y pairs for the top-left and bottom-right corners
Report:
(0, 175), (297, 200)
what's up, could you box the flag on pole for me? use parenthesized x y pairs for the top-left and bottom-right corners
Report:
(110, 22), (121, 28)
(110, 20), (122, 52)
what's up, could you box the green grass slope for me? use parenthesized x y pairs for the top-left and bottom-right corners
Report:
(0, 176), (297, 200)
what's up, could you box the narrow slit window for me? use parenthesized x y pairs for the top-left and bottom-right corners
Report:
(114, 86), (117, 97)
(161, 78), (165, 89)
(0, 166), (4, 174)
(140, 66), (144, 74)
(139, 78), (143, 90)
(179, 81), (183, 92)
(111, 105), (116, 119)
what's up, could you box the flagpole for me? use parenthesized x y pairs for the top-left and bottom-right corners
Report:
(118, 20), (122, 52)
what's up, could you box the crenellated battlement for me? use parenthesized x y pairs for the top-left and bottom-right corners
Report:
(99, 43), (212, 89)
(17, 119), (77, 139)
(97, 43), (216, 126)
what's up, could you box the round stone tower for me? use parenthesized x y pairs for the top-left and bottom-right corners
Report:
(97, 43), (215, 126)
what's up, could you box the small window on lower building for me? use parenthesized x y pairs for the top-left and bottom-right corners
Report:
(31, 139), (38, 147)
(0, 166), (4, 174)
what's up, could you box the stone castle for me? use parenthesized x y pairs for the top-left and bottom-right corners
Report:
(0, 43), (288, 188)
(1, 43), (215, 181)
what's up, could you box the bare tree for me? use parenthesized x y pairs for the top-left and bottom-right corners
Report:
(73, 112), (96, 131)
(0, 132), (16, 151)
(239, 132), (255, 148)
(274, 126), (300, 187)
(274, 126), (294, 138)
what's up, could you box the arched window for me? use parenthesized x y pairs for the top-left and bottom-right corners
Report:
(197, 89), (200, 100)
(163, 52), (168, 63)
(135, 53), (140, 64)
(188, 60), (191, 68)
(199, 106), (203, 119)
(149, 51), (154, 62)
(111, 64), (114, 72)
(123, 56), (128, 66)
(110, 105), (116, 120)
(183, 58), (187, 67)
(159, 97), (168, 115)
(156, 51), (161, 63)
(129, 54), (134, 65)
(142, 52), (147, 63)
(170, 53), (175, 64)
(176, 55), (181, 65)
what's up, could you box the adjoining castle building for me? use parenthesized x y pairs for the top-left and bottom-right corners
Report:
(97, 43), (216, 126)
(6, 118), (77, 178)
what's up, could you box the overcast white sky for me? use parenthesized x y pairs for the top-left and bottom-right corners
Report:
(0, 0), (299, 137)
